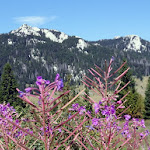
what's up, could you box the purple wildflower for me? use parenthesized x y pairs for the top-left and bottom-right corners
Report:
(124, 121), (129, 128)
(15, 130), (23, 138)
(45, 80), (50, 84)
(127, 133), (131, 138)
(36, 76), (44, 86)
(87, 110), (91, 115)
(79, 106), (86, 115)
(36, 81), (42, 86)
(99, 101), (102, 105)
(37, 76), (42, 80)
(117, 126), (122, 131)
(58, 128), (62, 132)
(55, 73), (60, 81)
(25, 87), (32, 93)
(70, 104), (86, 115)
(140, 119), (146, 128)
(92, 118), (99, 126)
(94, 103), (100, 114)
(110, 105), (115, 114)
(140, 133), (144, 137)
(38, 100), (41, 106)
(25, 129), (33, 136)
(6, 103), (11, 107)
(102, 105), (116, 116)
(57, 78), (64, 91)
(145, 130), (150, 136)
(121, 129), (130, 138)
(72, 103), (79, 111)
(15, 119), (19, 125)
(54, 74), (64, 91)
(124, 115), (131, 121)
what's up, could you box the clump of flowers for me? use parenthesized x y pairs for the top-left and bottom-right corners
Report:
(0, 103), (33, 149)
(0, 74), (87, 150)
(80, 57), (150, 149)
(0, 57), (149, 149)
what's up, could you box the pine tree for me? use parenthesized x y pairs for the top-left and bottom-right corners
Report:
(61, 74), (72, 106)
(144, 77), (150, 119)
(84, 86), (92, 112)
(0, 63), (26, 111)
(118, 59), (135, 94)
(117, 60), (144, 118)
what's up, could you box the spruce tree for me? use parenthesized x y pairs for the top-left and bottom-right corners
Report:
(144, 77), (150, 119)
(0, 63), (26, 111)
(61, 74), (72, 106)
(117, 60), (144, 118)
(84, 86), (92, 112)
(118, 59), (135, 94)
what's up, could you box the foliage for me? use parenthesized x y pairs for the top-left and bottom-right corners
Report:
(0, 58), (149, 150)
(0, 63), (26, 111)
(61, 74), (72, 106)
(144, 76), (150, 119)
(122, 89), (145, 118)
(117, 60), (144, 118)
(83, 86), (93, 112)
(118, 59), (135, 92)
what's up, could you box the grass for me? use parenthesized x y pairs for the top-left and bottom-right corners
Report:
(134, 76), (149, 98)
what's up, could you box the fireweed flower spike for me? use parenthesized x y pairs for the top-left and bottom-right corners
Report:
(80, 57), (150, 149)
(1, 74), (89, 150)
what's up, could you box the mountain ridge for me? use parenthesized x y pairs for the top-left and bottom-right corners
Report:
(0, 24), (150, 89)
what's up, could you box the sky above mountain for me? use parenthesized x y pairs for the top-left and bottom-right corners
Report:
(0, 0), (150, 41)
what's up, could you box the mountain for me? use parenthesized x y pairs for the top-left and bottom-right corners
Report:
(97, 35), (150, 53)
(0, 24), (150, 89)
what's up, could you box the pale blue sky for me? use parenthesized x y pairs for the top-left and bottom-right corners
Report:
(0, 0), (150, 41)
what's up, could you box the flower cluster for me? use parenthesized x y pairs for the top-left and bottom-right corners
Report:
(36, 76), (50, 86)
(0, 103), (33, 140)
(81, 57), (150, 149)
(69, 103), (86, 115)
(1, 58), (150, 150)
(0, 103), (16, 125)
(55, 73), (64, 91)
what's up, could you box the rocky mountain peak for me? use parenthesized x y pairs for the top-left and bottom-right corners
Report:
(97, 35), (149, 53)
(11, 24), (41, 36)
(10, 24), (69, 43)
